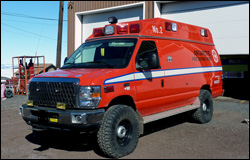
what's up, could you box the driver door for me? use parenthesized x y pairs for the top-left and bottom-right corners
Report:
(134, 40), (165, 117)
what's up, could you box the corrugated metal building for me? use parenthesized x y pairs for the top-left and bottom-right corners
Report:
(67, 1), (249, 98)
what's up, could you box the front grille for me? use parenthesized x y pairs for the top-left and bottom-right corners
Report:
(29, 78), (79, 108)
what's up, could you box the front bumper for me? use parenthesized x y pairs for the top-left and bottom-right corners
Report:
(19, 104), (105, 132)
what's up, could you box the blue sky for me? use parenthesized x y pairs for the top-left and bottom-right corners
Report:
(1, 1), (68, 67)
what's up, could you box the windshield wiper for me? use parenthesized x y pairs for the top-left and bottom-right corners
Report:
(61, 62), (76, 69)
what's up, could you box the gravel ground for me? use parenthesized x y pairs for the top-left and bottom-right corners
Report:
(1, 95), (249, 159)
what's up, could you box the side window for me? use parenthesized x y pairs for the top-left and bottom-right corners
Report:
(136, 41), (160, 70)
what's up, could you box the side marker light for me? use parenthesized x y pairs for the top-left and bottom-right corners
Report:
(104, 86), (114, 93)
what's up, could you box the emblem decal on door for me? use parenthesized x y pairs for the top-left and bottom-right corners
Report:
(212, 50), (219, 63)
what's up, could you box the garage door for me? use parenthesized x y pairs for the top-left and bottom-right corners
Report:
(161, 1), (249, 55)
(82, 6), (143, 41)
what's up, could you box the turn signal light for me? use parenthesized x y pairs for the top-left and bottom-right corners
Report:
(92, 92), (101, 98)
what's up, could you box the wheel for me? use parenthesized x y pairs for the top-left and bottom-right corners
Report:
(5, 89), (13, 98)
(192, 89), (213, 124)
(97, 105), (140, 158)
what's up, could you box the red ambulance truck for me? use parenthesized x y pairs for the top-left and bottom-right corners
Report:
(20, 17), (223, 158)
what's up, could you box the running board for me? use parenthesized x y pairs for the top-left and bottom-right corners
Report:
(143, 98), (200, 124)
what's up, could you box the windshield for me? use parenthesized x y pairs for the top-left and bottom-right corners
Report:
(61, 38), (137, 69)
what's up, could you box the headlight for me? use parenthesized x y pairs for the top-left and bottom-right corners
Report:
(79, 86), (101, 109)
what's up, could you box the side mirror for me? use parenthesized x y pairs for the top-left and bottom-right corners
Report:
(64, 57), (68, 65)
(136, 52), (159, 71)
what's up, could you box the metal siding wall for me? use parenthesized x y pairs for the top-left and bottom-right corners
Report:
(67, 1), (153, 56)
(161, 1), (249, 55)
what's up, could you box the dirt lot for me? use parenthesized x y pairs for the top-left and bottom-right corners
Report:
(1, 95), (249, 159)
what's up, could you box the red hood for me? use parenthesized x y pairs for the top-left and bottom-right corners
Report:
(35, 68), (121, 85)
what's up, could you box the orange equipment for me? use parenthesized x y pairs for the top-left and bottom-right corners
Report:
(12, 56), (45, 95)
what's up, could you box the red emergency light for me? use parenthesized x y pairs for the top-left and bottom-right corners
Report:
(93, 28), (104, 37)
(204, 30), (208, 37)
(130, 24), (140, 33)
(165, 22), (172, 31)
(117, 24), (128, 34)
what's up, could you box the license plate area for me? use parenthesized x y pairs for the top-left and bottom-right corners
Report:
(30, 110), (59, 124)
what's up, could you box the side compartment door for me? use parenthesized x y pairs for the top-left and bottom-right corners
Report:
(134, 41), (165, 116)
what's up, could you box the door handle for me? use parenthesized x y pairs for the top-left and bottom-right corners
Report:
(161, 79), (164, 87)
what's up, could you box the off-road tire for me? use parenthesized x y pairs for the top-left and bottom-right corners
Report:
(192, 89), (213, 124)
(97, 105), (140, 158)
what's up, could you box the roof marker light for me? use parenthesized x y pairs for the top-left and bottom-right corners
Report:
(130, 24), (140, 33)
(104, 86), (114, 93)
